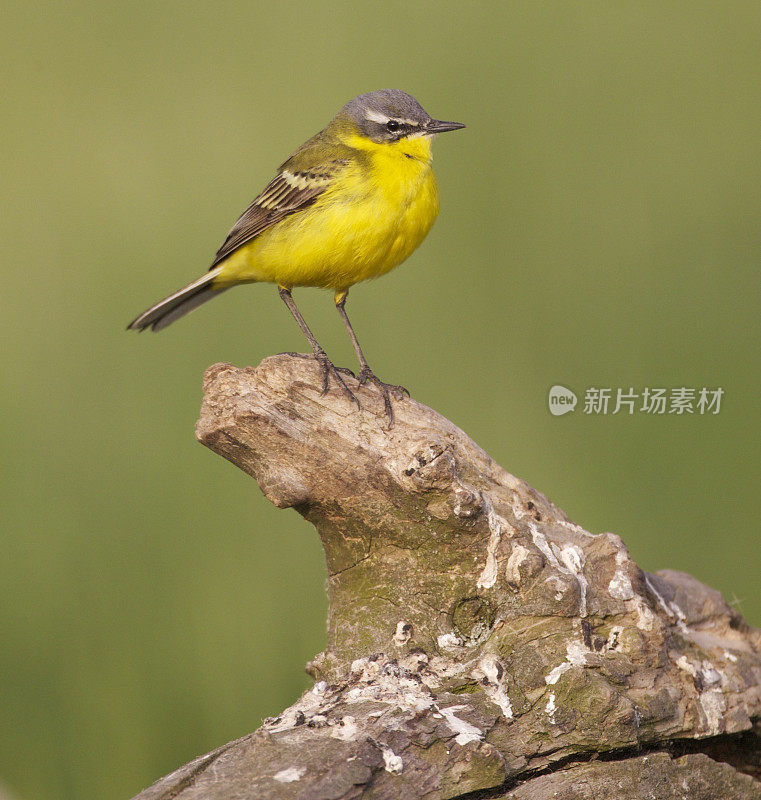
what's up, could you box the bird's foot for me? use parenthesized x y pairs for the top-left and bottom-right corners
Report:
(357, 367), (409, 424)
(314, 351), (360, 408)
(275, 351), (358, 406)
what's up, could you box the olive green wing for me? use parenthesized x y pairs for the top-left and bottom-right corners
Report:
(211, 159), (348, 268)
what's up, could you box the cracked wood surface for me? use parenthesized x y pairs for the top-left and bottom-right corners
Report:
(130, 356), (761, 799)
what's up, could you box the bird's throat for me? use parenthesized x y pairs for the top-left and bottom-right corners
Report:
(341, 131), (434, 166)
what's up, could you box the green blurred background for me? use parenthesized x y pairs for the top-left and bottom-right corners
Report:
(2, 2), (760, 798)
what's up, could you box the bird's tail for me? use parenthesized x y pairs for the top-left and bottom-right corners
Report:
(127, 267), (229, 332)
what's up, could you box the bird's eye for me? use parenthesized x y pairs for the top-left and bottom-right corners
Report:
(386, 120), (400, 132)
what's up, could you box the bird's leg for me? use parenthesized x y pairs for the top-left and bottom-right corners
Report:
(278, 286), (359, 407)
(334, 290), (409, 423)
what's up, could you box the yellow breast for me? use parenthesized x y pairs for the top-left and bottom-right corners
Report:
(218, 134), (440, 292)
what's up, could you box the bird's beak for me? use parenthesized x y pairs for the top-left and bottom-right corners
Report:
(426, 119), (466, 134)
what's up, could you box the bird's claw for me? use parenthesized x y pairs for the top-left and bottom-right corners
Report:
(356, 367), (409, 424)
(357, 367), (408, 398)
(273, 352), (408, 424)
(314, 352), (360, 408)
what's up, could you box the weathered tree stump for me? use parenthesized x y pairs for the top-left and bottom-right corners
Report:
(131, 355), (761, 799)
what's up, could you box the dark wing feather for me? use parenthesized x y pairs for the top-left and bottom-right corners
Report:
(211, 161), (347, 268)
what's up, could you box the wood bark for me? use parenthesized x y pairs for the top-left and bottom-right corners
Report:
(131, 356), (761, 799)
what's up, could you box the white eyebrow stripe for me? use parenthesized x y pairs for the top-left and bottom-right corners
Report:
(364, 109), (390, 124)
(363, 109), (421, 126)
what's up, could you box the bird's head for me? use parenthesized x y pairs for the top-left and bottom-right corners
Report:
(336, 89), (465, 162)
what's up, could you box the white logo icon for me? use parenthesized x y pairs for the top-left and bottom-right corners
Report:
(548, 385), (577, 416)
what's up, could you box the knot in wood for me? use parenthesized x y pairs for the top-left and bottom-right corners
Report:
(451, 596), (496, 643)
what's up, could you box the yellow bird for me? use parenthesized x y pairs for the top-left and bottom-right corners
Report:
(128, 89), (464, 420)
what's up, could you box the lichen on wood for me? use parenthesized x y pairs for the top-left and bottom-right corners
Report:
(131, 356), (761, 800)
